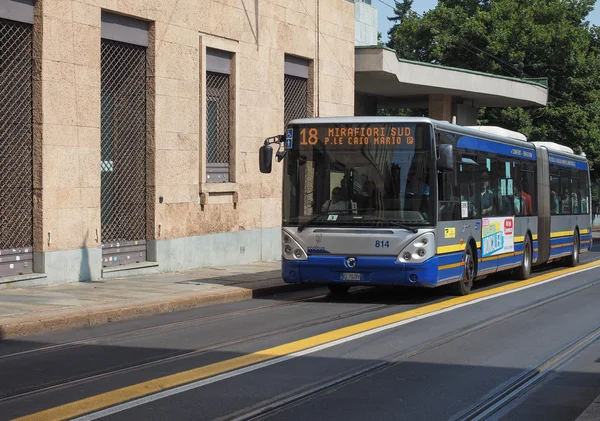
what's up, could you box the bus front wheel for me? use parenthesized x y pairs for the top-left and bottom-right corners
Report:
(516, 235), (532, 280)
(565, 230), (580, 267)
(451, 245), (475, 296)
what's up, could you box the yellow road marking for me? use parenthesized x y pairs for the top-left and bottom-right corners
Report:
(14, 260), (600, 421)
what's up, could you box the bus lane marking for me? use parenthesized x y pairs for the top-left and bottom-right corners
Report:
(13, 260), (600, 421)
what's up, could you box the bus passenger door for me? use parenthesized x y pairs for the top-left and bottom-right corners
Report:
(458, 156), (488, 276)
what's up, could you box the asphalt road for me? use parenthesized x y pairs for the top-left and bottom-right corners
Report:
(2, 246), (600, 421)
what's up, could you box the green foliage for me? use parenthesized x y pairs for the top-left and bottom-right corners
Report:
(376, 108), (427, 117)
(387, 0), (600, 180)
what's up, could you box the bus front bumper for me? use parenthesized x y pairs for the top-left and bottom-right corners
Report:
(282, 255), (440, 288)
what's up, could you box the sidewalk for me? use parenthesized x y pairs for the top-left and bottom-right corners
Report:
(0, 260), (308, 340)
(2, 231), (599, 341)
(576, 396), (600, 421)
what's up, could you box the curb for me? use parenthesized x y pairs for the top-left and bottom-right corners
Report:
(575, 399), (600, 421)
(0, 282), (316, 340)
(2, 237), (598, 341)
(251, 281), (317, 298)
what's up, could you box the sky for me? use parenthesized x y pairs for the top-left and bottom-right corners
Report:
(374, 0), (600, 42)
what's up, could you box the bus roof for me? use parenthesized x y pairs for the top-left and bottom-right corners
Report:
(287, 116), (587, 162)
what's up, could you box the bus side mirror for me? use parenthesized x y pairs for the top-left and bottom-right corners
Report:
(259, 145), (273, 173)
(437, 144), (454, 171)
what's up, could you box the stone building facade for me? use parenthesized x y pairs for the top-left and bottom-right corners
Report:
(0, 0), (355, 287)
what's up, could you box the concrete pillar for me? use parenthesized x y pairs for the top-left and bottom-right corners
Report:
(354, 93), (377, 116)
(428, 94), (453, 122)
(455, 104), (478, 126)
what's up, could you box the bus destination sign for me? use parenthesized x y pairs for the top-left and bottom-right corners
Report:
(298, 126), (415, 147)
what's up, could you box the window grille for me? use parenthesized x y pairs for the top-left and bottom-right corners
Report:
(100, 38), (147, 266)
(206, 71), (231, 183)
(0, 18), (33, 275)
(284, 74), (308, 128)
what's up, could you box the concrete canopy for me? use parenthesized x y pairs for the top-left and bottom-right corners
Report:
(355, 47), (549, 110)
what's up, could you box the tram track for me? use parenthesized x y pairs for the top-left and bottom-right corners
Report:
(217, 279), (600, 421)
(3, 253), (595, 364)
(0, 289), (409, 403)
(453, 326), (600, 421)
(5, 261), (600, 419)
(0, 290), (331, 361)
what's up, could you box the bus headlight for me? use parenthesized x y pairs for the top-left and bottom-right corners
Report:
(397, 232), (435, 264)
(282, 231), (308, 261)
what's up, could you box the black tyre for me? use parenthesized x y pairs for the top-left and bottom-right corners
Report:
(451, 245), (475, 296)
(327, 284), (350, 295)
(565, 230), (580, 267)
(516, 235), (532, 280)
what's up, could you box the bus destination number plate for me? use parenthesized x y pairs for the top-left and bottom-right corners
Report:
(342, 273), (361, 281)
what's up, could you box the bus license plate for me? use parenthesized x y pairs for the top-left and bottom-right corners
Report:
(342, 272), (361, 281)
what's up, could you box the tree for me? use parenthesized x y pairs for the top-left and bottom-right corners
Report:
(386, 0), (600, 180)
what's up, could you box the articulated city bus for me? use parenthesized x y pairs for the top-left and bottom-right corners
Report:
(259, 117), (592, 295)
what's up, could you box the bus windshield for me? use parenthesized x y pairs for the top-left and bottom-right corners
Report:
(282, 122), (435, 228)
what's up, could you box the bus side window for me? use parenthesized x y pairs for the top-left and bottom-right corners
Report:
(458, 161), (479, 218)
(560, 169), (571, 214)
(479, 156), (497, 217)
(436, 130), (460, 221)
(518, 161), (535, 216)
(579, 169), (589, 213)
(550, 166), (561, 214)
(438, 171), (459, 221)
(570, 169), (580, 215)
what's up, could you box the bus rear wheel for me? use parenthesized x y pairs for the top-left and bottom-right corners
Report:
(516, 235), (532, 280)
(565, 230), (580, 267)
(327, 284), (350, 295)
(451, 245), (475, 296)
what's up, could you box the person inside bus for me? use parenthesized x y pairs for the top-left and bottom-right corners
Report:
(322, 187), (347, 212)
(561, 190), (571, 214)
(358, 179), (377, 211)
(480, 172), (495, 216)
(579, 189), (588, 213)
(513, 185), (533, 216)
(405, 167), (430, 197)
(571, 191), (579, 214)
(406, 167), (430, 216)
(551, 191), (560, 214)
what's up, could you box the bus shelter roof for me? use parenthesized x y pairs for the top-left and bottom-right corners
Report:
(355, 47), (549, 109)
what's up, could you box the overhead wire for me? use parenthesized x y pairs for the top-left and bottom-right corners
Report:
(373, 0), (556, 102)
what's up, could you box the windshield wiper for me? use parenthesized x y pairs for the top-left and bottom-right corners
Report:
(361, 217), (419, 233)
(297, 209), (370, 232)
(296, 209), (419, 233)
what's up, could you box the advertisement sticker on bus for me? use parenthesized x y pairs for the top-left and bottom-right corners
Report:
(482, 217), (514, 257)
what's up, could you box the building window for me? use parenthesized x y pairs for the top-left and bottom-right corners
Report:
(284, 55), (309, 128)
(100, 12), (149, 267)
(0, 16), (34, 276)
(206, 48), (233, 183)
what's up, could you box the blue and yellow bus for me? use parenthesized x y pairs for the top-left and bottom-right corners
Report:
(259, 117), (592, 295)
